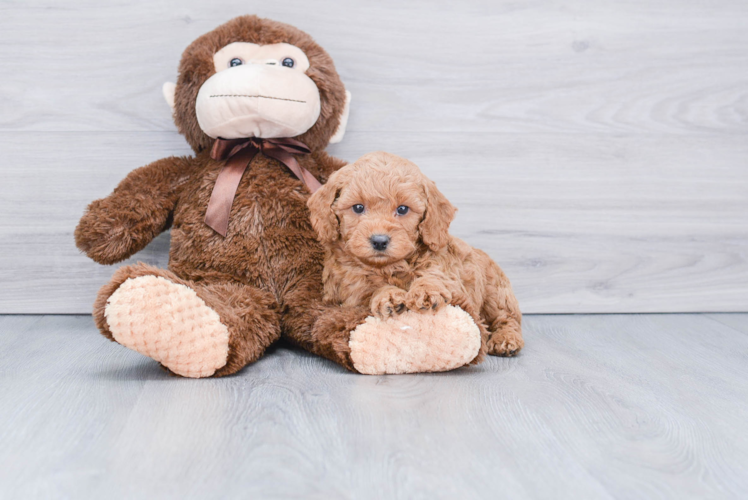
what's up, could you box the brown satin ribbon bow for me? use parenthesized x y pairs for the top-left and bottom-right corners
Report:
(204, 137), (322, 237)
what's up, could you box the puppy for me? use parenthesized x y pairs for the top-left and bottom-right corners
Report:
(307, 152), (523, 358)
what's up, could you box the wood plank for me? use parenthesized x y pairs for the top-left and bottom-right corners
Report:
(1, 314), (748, 498)
(0, 315), (150, 499)
(1, 130), (745, 313)
(0, 0), (745, 135)
(704, 313), (748, 335)
(0, 1), (746, 313)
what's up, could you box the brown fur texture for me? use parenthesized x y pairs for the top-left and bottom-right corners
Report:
(76, 16), (367, 375)
(308, 152), (524, 360)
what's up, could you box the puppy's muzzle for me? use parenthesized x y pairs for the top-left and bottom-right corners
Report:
(370, 234), (390, 252)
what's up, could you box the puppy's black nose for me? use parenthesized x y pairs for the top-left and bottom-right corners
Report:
(370, 234), (390, 251)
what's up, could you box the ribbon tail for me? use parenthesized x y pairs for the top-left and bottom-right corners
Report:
(204, 147), (257, 237)
(264, 149), (322, 193)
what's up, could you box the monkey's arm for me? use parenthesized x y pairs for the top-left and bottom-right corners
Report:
(75, 156), (193, 265)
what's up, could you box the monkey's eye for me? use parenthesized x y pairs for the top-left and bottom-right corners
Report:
(396, 205), (410, 215)
(352, 204), (365, 214)
(282, 57), (295, 68)
(229, 58), (243, 67)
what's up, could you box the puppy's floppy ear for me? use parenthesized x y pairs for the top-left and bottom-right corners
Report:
(307, 169), (346, 244)
(419, 178), (457, 252)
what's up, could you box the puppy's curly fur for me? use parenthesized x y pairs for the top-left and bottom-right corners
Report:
(308, 152), (524, 360)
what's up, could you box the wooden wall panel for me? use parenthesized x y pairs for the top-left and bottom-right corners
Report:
(0, 0), (746, 313)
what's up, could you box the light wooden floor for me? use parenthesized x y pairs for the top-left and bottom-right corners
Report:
(1, 314), (747, 499)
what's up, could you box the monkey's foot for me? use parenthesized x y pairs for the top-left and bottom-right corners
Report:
(104, 276), (230, 378)
(348, 305), (481, 375)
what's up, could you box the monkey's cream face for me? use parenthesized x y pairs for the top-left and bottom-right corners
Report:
(195, 42), (322, 139)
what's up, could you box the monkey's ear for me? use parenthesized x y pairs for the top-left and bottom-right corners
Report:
(307, 169), (347, 244)
(162, 82), (176, 112)
(328, 90), (351, 144)
(419, 178), (457, 252)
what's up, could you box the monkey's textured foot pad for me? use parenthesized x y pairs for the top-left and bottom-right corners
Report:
(349, 305), (481, 375)
(105, 276), (230, 378)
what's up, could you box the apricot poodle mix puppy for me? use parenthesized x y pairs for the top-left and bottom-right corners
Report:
(307, 151), (524, 360)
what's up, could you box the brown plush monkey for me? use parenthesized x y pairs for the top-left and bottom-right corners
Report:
(75, 15), (481, 377)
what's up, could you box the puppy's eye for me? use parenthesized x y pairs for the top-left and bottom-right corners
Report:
(229, 58), (243, 67)
(396, 205), (409, 215)
(352, 204), (365, 214)
(282, 57), (295, 68)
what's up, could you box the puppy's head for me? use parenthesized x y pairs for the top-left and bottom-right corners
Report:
(308, 151), (456, 266)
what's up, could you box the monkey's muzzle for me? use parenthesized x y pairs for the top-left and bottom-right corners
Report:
(196, 64), (321, 140)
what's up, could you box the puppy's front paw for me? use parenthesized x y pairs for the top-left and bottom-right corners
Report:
(370, 287), (408, 319)
(406, 283), (452, 313)
(487, 330), (524, 357)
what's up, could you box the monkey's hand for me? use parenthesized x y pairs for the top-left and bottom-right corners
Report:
(75, 198), (163, 265)
(75, 157), (190, 265)
(370, 286), (408, 319)
(405, 279), (452, 313)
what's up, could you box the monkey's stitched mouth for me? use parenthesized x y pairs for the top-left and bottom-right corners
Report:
(209, 94), (307, 103)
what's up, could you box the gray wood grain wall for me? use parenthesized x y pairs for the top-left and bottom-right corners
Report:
(0, 0), (746, 314)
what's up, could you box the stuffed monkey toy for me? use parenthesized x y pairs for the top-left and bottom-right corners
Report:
(75, 15), (482, 377)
